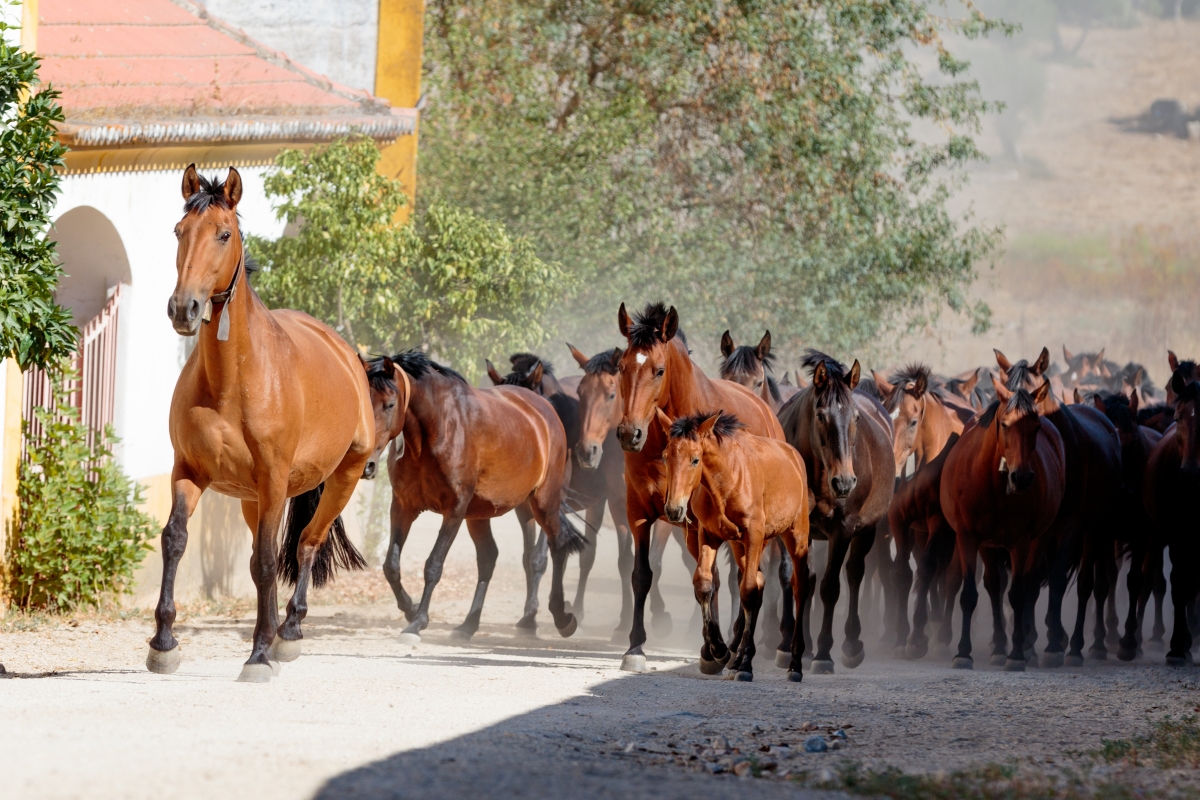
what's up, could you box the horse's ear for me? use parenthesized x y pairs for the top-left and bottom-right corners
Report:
(1063, 345), (1074, 364)
(655, 407), (673, 436)
(529, 360), (544, 386)
(1169, 350), (1179, 372)
(698, 411), (722, 438)
(1130, 387), (1140, 414)
(1133, 367), (1145, 390)
(182, 164), (200, 200)
(812, 360), (828, 389)
(780, 371), (793, 387)
(618, 303), (631, 339)
(1033, 379), (1052, 405)
(873, 371), (894, 397)
(610, 348), (623, 369)
(912, 372), (927, 397)
(567, 343), (589, 369)
(720, 330), (735, 359)
(1097, 347), (1106, 365)
(847, 360), (861, 390)
(662, 306), (679, 342)
(991, 373), (1012, 401)
(223, 167), (243, 208)
(1033, 347), (1050, 376)
(485, 359), (503, 385)
(962, 369), (980, 394)
(994, 349), (1013, 373)
(382, 355), (395, 374)
(756, 331), (772, 362)
(1172, 369), (1187, 397)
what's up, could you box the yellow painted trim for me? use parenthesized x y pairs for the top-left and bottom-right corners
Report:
(20, 0), (36, 52)
(0, 358), (23, 592)
(375, 0), (425, 220)
(60, 140), (403, 176)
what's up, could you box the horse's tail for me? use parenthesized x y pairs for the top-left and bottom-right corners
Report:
(278, 483), (367, 588)
(555, 504), (589, 555)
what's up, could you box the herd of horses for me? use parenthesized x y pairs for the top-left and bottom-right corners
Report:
(148, 166), (1200, 684)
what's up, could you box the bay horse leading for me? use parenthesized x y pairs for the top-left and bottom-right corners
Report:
(658, 410), (811, 682)
(614, 302), (783, 673)
(776, 351), (893, 673)
(364, 351), (586, 642)
(150, 166), (372, 682)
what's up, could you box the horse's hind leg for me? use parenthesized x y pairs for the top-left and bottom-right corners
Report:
(384, 502), (420, 621)
(758, 540), (782, 651)
(1105, 547), (1122, 652)
(401, 512), (466, 643)
(516, 505), (548, 635)
(567, 503), (604, 624)
(1148, 548), (1167, 650)
(982, 549), (1009, 666)
(730, 539), (765, 681)
(812, 533), (851, 674)
(1166, 544), (1196, 666)
(527, 499), (580, 636)
(840, 526), (876, 669)
(647, 522), (673, 638)
(453, 519), (499, 640)
(610, 492), (635, 644)
(1119, 543), (1146, 660)
(775, 544), (796, 668)
(1090, 546), (1115, 659)
(1067, 552), (1097, 666)
(147, 475), (205, 675)
(725, 543), (743, 644)
(694, 534), (730, 674)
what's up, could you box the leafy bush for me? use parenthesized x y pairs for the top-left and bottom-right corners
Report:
(6, 369), (156, 611)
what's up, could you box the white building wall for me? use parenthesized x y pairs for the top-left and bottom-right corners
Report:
(193, 0), (379, 94)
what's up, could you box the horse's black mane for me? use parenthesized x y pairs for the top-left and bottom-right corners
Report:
(1138, 402), (1172, 426)
(979, 388), (1037, 429)
(766, 374), (783, 403)
(391, 349), (467, 383)
(803, 349), (853, 403)
(583, 348), (621, 375)
(669, 412), (744, 443)
(1003, 359), (1039, 392)
(510, 352), (553, 377)
(363, 356), (397, 394)
(626, 302), (688, 349)
(719, 345), (776, 380)
(184, 173), (232, 214)
(1096, 392), (1136, 435)
(884, 363), (947, 412)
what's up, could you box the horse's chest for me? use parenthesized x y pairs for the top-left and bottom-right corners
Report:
(176, 407), (256, 487)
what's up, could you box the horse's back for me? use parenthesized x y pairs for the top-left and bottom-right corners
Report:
(715, 379), (784, 440)
(470, 385), (566, 505)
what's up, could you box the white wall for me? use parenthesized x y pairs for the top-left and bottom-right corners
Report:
(53, 167), (286, 482)
(193, 0), (379, 94)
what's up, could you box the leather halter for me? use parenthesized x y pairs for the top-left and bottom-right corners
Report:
(201, 251), (243, 342)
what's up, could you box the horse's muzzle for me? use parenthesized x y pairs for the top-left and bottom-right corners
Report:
(617, 423), (645, 452)
(830, 474), (857, 498)
(1007, 469), (1035, 495)
(362, 460), (377, 480)
(664, 503), (687, 525)
(167, 295), (202, 336)
(575, 441), (602, 469)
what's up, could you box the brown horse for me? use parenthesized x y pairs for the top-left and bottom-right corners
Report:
(999, 348), (1123, 666)
(657, 410), (811, 682)
(718, 330), (799, 414)
(614, 302), (783, 672)
(1145, 370), (1200, 665)
(940, 379), (1066, 670)
(150, 166), (372, 682)
(875, 365), (972, 475)
(776, 351), (894, 673)
(365, 351), (586, 642)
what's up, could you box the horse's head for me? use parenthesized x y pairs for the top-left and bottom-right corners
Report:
(616, 302), (681, 452)
(996, 347), (1062, 415)
(657, 409), (743, 525)
(804, 351), (861, 499)
(570, 344), (622, 469)
(718, 330), (773, 394)
(361, 355), (411, 479)
(1165, 351), (1199, 405)
(991, 376), (1050, 495)
(169, 165), (243, 336)
(881, 365), (930, 475)
(487, 354), (546, 391)
(1171, 372), (1200, 476)
(1092, 390), (1139, 448)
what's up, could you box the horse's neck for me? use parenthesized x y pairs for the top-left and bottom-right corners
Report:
(194, 276), (272, 390)
(916, 396), (954, 467)
(663, 341), (720, 416)
(700, 444), (745, 530)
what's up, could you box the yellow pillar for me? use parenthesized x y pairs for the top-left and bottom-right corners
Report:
(0, 359), (21, 590)
(375, 0), (424, 220)
(20, 0), (36, 52)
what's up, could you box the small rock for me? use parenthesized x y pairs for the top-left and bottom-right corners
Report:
(700, 748), (716, 760)
(804, 735), (828, 753)
(759, 759), (779, 772)
(771, 745), (793, 758)
(711, 735), (729, 752)
(705, 762), (726, 775)
(832, 729), (848, 740)
(776, 768), (791, 779)
(732, 759), (753, 777)
(624, 742), (636, 753)
(816, 768), (836, 784)
(0, 664), (6, 675)
(828, 739), (843, 751)
(799, 721), (818, 732)
(749, 722), (765, 733)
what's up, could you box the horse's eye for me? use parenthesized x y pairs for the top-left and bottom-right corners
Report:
(219, 231), (232, 242)
(655, 368), (665, 378)
(692, 457), (700, 467)
(910, 419), (918, 427)
(609, 393), (616, 401)
(383, 402), (395, 412)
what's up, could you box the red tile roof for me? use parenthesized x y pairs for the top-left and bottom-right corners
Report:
(39, 0), (414, 148)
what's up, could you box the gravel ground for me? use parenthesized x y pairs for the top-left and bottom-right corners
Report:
(2, 514), (1199, 799)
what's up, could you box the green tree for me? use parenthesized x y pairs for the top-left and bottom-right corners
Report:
(7, 370), (157, 611)
(248, 136), (570, 380)
(0, 14), (75, 369)
(419, 0), (1012, 357)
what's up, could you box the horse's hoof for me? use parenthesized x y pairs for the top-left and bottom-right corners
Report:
(989, 653), (1007, 666)
(556, 614), (578, 638)
(236, 663), (274, 683)
(146, 646), (181, 675)
(774, 649), (791, 668)
(1117, 646), (1137, 662)
(699, 654), (727, 675)
(787, 670), (803, 683)
(1167, 654), (1190, 667)
(1004, 658), (1026, 672)
(1064, 653), (1084, 667)
(621, 653), (648, 673)
(1040, 651), (1064, 669)
(651, 612), (673, 638)
(841, 649), (865, 669)
(906, 642), (929, 661)
(398, 632), (422, 646)
(269, 638), (302, 663)
(951, 656), (973, 670)
(810, 659), (835, 675)
(449, 628), (474, 642)
(734, 671), (753, 682)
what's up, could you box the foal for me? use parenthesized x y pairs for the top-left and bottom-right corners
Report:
(658, 410), (811, 682)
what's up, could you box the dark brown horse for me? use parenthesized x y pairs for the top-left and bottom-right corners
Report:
(614, 302), (783, 672)
(658, 410), (811, 682)
(1145, 369), (1200, 665)
(776, 351), (894, 673)
(940, 379), (1066, 670)
(365, 351), (586, 643)
(719, 330), (799, 414)
(150, 167), (372, 682)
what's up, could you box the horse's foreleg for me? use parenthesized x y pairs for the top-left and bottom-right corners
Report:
(1104, 545), (1121, 652)
(146, 476), (205, 675)
(611, 495), (635, 643)
(757, 539), (782, 651)
(1043, 550), (1070, 658)
(1068, 548), (1097, 665)
(694, 533), (729, 674)
(1167, 544), (1196, 666)
(907, 520), (942, 660)
(840, 526), (875, 669)
(1090, 544), (1115, 659)
(730, 538), (765, 681)
(401, 512), (466, 641)
(775, 542), (796, 668)
(1148, 547), (1167, 648)
(647, 521), (673, 638)
(516, 505), (548, 633)
(1006, 551), (1030, 671)
(812, 533), (852, 673)
(892, 524), (916, 655)
(724, 543), (743, 644)
(569, 503), (604, 624)
(981, 549), (1009, 665)
(239, 483), (288, 682)
(1119, 543), (1146, 660)
(781, 522), (810, 682)
(953, 536), (981, 669)
(677, 527), (703, 637)
(621, 506), (655, 672)
(383, 500), (419, 621)
(454, 519), (499, 640)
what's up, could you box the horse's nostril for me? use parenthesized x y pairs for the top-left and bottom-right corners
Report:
(187, 299), (201, 321)
(167, 298), (178, 319)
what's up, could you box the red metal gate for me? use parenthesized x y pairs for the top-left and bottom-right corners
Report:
(23, 285), (121, 452)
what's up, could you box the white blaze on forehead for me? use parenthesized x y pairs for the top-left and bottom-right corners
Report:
(889, 408), (900, 421)
(636, 353), (648, 365)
